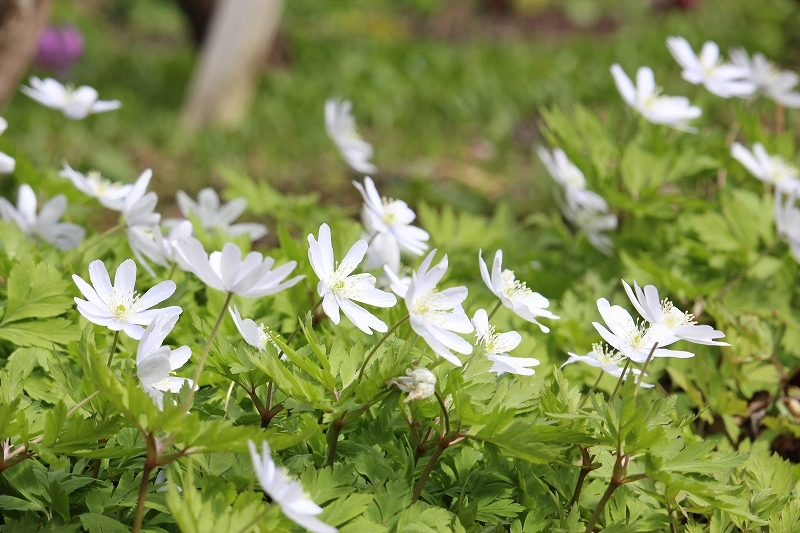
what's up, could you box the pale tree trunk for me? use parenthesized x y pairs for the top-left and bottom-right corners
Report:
(181, 0), (284, 130)
(0, 0), (53, 108)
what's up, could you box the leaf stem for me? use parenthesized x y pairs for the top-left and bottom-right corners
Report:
(568, 446), (597, 508)
(132, 434), (157, 533)
(106, 330), (120, 367)
(608, 359), (630, 402)
(412, 441), (446, 503)
(487, 300), (503, 320)
(356, 314), (410, 382)
(186, 292), (234, 409)
(578, 371), (604, 409)
(634, 342), (659, 396)
(325, 414), (346, 467)
(434, 391), (450, 438)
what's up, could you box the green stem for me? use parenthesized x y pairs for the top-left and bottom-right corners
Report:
(185, 292), (234, 409)
(325, 415), (345, 467)
(634, 343), (659, 397)
(132, 435), (157, 533)
(578, 371), (604, 409)
(166, 262), (177, 281)
(608, 359), (630, 402)
(412, 442), (446, 503)
(568, 446), (595, 508)
(583, 478), (621, 533)
(435, 391), (450, 438)
(106, 330), (120, 367)
(356, 314), (410, 382)
(487, 300), (503, 320)
(68, 391), (100, 417)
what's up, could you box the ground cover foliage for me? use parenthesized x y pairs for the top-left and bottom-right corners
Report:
(2, 1), (800, 533)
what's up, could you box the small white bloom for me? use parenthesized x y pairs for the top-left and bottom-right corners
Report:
(363, 232), (401, 273)
(0, 184), (84, 249)
(537, 147), (609, 212)
(59, 162), (133, 210)
(405, 250), (473, 367)
(562, 203), (618, 256)
(308, 223), (397, 334)
(72, 259), (181, 340)
(116, 169), (166, 274)
(248, 440), (338, 533)
(0, 118), (16, 174)
(387, 368), (437, 403)
(176, 237), (303, 298)
(21, 76), (121, 120)
(136, 313), (194, 409)
(173, 188), (266, 241)
(478, 250), (558, 333)
(472, 309), (538, 376)
(775, 191), (800, 264)
(730, 142), (800, 194)
(610, 64), (702, 132)
(730, 48), (800, 108)
(561, 343), (652, 388)
(229, 305), (280, 353)
(382, 264), (412, 298)
(325, 97), (377, 174)
(159, 220), (194, 267)
(666, 37), (755, 98)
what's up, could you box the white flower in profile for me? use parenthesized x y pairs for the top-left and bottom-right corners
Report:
(59, 162), (133, 210)
(610, 64), (702, 132)
(248, 440), (338, 533)
(405, 250), (473, 366)
(0, 118), (15, 174)
(0, 184), (84, 250)
(536, 147), (609, 212)
(730, 142), (800, 194)
(114, 168), (166, 274)
(472, 309), (539, 376)
(325, 97), (377, 174)
(229, 305), (278, 353)
(176, 238), (303, 298)
(563, 203), (618, 256)
(159, 220), (194, 267)
(308, 223), (397, 334)
(730, 48), (800, 108)
(666, 37), (755, 98)
(774, 191), (800, 263)
(21, 77), (121, 120)
(383, 265), (411, 298)
(561, 343), (652, 388)
(478, 250), (558, 332)
(136, 313), (194, 409)
(72, 259), (181, 340)
(174, 188), (266, 241)
(387, 368), (437, 403)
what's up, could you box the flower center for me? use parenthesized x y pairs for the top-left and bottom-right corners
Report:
(87, 170), (123, 195)
(618, 318), (653, 349)
(501, 270), (532, 302)
(563, 168), (585, 189)
(768, 156), (797, 183)
(660, 299), (695, 329)
(411, 289), (448, 325)
(592, 343), (624, 366)
(109, 290), (139, 320)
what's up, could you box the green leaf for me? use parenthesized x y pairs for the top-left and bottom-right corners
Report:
(0, 317), (80, 347)
(3, 258), (73, 325)
(78, 513), (129, 533)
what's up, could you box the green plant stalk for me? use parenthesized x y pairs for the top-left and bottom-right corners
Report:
(568, 446), (596, 508)
(356, 314), (410, 382)
(434, 391), (450, 438)
(106, 330), (120, 367)
(487, 300), (503, 320)
(325, 414), (346, 467)
(634, 343), (659, 396)
(583, 476), (621, 533)
(578, 371), (604, 409)
(608, 359), (630, 402)
(186, 291), (234, 409)
(132, 434), (157, 533)
(411, 441), (446, 503)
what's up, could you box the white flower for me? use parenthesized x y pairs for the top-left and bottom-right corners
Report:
(478, 250), (558, 332)
(536, 147), (609, 212)
(136, 314), (194, 409)
(730, 142), (800, 194)
(472, 309), (538, 376)
(405, 250), (473, 367)
(382, 265), (411, 298)
(387, 368), (437, 403)
(174, 188), (266, 241)
(325, 97), (377, 174)
(563, 203), (618, 256)
(59, 162), (133, 210)
(0, 184), (84, 250)
(730, 48), (800, 108)
(592, 298), (694, 363)
(308, 223), (397, 334)
(229, 305), (279, 353)
(775, 191), (800, 263)
(363, 232), (401, 272)
(666, 37), (755, 98)
(21, 77), (121, 120)
(159, 220), (194, 266)
(610, 64), (702, 132)
(561, 343), (652, 388)
(622, 280), (729, 347)
(176, 237), (303, 298)
(0, 118), (16, 174)
(72, 259), (181, 340)
(116, 169), (166, 274)
(248, 440), (337, 533)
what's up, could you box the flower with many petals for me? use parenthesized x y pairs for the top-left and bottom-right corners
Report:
(666, 37), (755, 98)
(561, 343), (652, 387)
(472, 309), (538, 376)
(730, 48), (800, 108)
(229, 305), (279, 353)
(59, 162), (133, 210)
(387, 368), (437, 403)
(325, 97), (376, 174)
(0, 184), (84, 249)
(730, 142), (800, 194)
(173, 188), (266, 241)
(0, 118), (15, 174)
(21, 76), (120, 120)
(136, 314), (194, 409)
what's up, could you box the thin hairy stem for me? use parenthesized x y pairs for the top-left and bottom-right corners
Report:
(568, 446), (596, 508)
(356, 314), (410, 382)
(186, 292), (234, 408)
(583, 477), (621, 532)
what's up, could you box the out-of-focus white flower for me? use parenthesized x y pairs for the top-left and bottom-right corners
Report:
(59, 162), (133, 210)
(248, 440), (337, 533)
(136, 314), (194, 409)
(610, 64), (702, 132)
(730, 48), (800, 108)
(0, 118), (16, 174)
(563, 203), (618, 256)
(478, 250), (558, 333)
(730, 142), (800, 194)
(561, 343), (652, 388)
(472, 309), (538, 376)
(775, 191), (800, 263)
(383, 265), (411, 299)
(308, 223), (397, 334)
(387, 367), (437, 403)
(0, 184), (84, 249)
(159, 220), (194, 267)
(325, 97), (376, 174)
(115, 169), (166, 274)
(21, 76), (121, 120)
(173, 188), (266, 241)
(176, 238), (303, 298)
(72, 259), (181, 340)
(537, 147), (609, 212)
(666, 37), (755, 98)
(405, 250), (473, 366)
(229, 305), (280, 353)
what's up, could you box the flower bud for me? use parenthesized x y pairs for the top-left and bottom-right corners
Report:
(387, 368), (436, 403)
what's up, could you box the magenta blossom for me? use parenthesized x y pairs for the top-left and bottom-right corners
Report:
(35, 25), (84, 74)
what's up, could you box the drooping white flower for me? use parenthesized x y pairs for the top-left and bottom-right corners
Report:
(387, 368), (437, 403)
(478, 250), (558, 333)
(562, 203), (618, 256)
(0, 184), (84, 250)
(610, 64), (702, 132)
(174, 188), (266, 241)
(730, 48), (800, 108)
(730, 142), (800, 194)
(0, 118), (16, 174)
(72, 259), (181, 340)
(229, 305), (279, 353)
(59, 162), (133, 210)
(248, 440), (338, 533)
(561, 343), (652, 388)
(308, 223), (397, 334)
(774, 191), (800, 263)
(136, 313), (194, 409)
(537, 147), (609, 212)
(472, 309), (538, 376)
(175, 238), (303, 298)
(21, 76), (121, 120)
(666, 37), (755, 98)
(325, 97), (377, 174)
(405, 250), (473, 367)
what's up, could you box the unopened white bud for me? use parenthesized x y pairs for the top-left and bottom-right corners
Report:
(387, 368), (436, 403)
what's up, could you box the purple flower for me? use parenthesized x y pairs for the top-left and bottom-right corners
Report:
(35, 25), (84, 74)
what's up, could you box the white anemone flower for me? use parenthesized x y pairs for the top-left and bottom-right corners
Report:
(21, 77), (121, 120)
(0, 118), (16, 174)
(115, 169), (167, 274)
(176, 237), (303, 298)
(666, 37), (755, 98)
(248, 440), (338, 533)
(72, 259), (181, 340)
(383, 265), (412, 299)
(229, 305), (279, 353)
(0, 184), (84, 250)
(387, 368), (437, 403)
(730, 142), (800, 194)
(563, 203), (618, 256)
(159, 220), (194, 267)
(174, 188), (266, 241)
(136, 314), (194, 409)
(472, 309), (539, 376)
(325, 97), (377, 174)
(775, 191), (800, 264)
(308, 223), (397, 334)
(59, 162), (133, 210)
(730, 48), (800, 108)
(561, 343), (652, 388)
(610, 64), (702, 132)
(478, 250), (558, 332)
(536, 147), (609, 212)
(405, 250), (473, 367)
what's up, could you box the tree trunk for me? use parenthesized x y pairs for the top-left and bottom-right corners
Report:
(0, 0), (54, 108)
